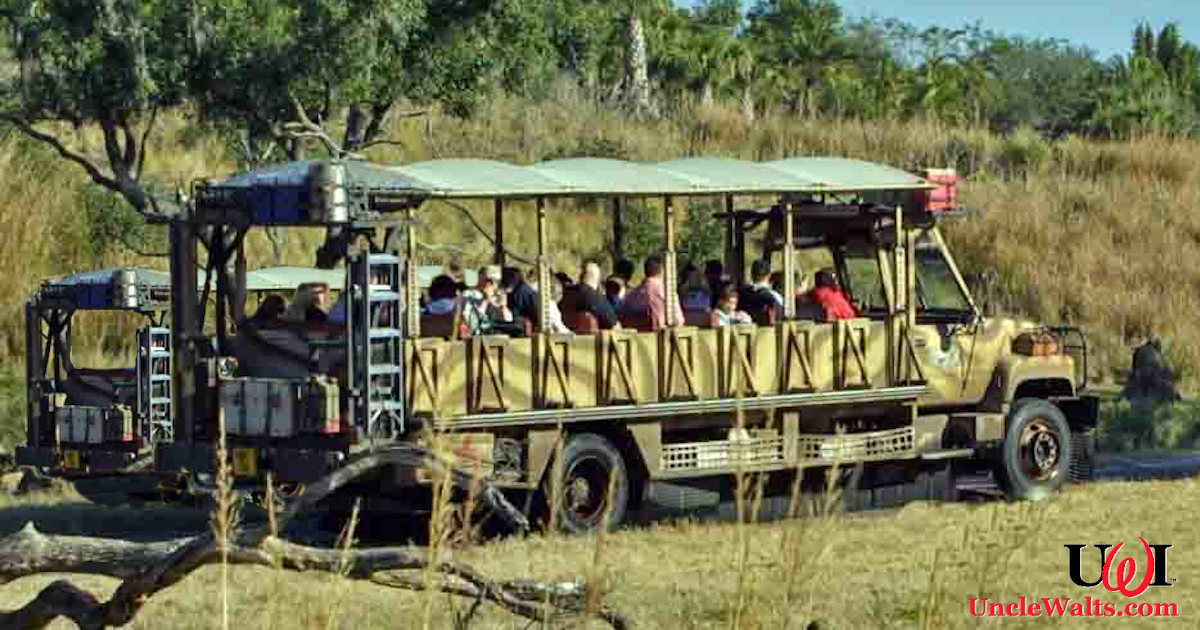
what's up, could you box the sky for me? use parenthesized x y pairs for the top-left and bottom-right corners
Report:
(678, 0), (1199, 60)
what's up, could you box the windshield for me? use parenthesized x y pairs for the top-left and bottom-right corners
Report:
(840, 249), (887, 313)
(914, 234), (972, 313)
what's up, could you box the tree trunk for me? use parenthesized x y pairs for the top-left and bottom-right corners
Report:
(700, 83), (714, 107)
(623, 12), (658, 119)
(740, 86), (756, 121)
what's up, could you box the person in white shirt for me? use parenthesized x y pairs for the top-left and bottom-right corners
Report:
(714, 281), (753, 326)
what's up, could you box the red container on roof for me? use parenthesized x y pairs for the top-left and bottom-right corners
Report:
(912, 168), (959, 212)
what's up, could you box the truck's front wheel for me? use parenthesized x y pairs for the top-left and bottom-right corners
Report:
(997, 398), (1072, 500)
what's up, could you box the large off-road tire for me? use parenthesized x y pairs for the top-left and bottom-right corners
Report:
(997, 398), (1072, 500)
(545, 433), (630, 534)
(1069, 427), (1095, 483)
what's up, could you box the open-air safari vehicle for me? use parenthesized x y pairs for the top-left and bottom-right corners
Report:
(17, 264), (345, 478)
(146, 157), (1096, 532)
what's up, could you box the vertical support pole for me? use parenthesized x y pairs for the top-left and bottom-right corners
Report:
(25, 302), (42, 447)
(782, 200), (796, 320)
(904, 214), (916, 334)
(723, 195), (735, 273)
(892, 206), (906, 384)
(213, 225), (228, 354)
(612, 198), (625, 265)
(169, 221), (198, 444)
(404, 206), (420, 339)
(494, 199), (506, 265)
(663, 196), (679, 328)
(536, 197), (551, 332)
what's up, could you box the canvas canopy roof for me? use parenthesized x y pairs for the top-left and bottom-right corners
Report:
(382, 156), (935, 200)
(211, 156), (935, 203)
(41, 266), (347, 301)
(43, 264), (478, 301)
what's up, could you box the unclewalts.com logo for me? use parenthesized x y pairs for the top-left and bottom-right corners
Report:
(969, 538), (1179, 618)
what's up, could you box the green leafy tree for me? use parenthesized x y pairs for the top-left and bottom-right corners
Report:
(0, 0), (195, 216)
(1090, 55), (1195, 136)
(746, 0), (847, 116)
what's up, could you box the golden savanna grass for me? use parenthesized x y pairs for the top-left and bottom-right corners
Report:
(2, 478), (1197, 629)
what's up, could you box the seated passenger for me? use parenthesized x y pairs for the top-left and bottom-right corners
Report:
(604, 275), (626, 311)
(614, 258), (635, 285)
(423, 274), (459, 316)
(739, 259), (785, 310)
(247, 294), (286, 328)
(501, 266), (539, 333)
(704, 259), (724, 307)
(714, 282), (752, 326)
(622, 254), (684, 330)
(284, 283), (330, 324)
(806, 267), (858, 321)
(461, 265), (504, 335)
(560, 262), (619, 331)
(679, 266), (712, 312)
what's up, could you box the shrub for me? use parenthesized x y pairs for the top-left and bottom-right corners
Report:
(996, 126), (1052, 178)
(1097, 399), (1200, 452)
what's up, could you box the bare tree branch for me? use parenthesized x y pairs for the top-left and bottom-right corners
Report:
(0, 116), (118, 192)
(135, 103), (159, 180)
(0, 444), (633, 630)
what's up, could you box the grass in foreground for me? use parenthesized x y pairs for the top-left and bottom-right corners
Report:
(0, 478), (1196, 629)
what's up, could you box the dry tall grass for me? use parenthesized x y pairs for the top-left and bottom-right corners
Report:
(5, 87), (1200, 443)
(4, 477), (1196, 629)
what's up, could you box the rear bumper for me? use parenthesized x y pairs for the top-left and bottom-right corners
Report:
(154, 443), (344, 484)
(16, 445), (138, 472)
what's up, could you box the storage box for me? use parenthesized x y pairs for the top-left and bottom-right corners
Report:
(1013, 332), (1060, 357)
(911, 168), (959, 212)
(56, 406), (105, 444)
(104, 406), (135, 442)
(301, 376), (341, 434)
(219, 378), (298, 437)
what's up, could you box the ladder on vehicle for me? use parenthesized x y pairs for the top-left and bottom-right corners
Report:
(136, 326), (172, 443)
(347, 252), (405, 442)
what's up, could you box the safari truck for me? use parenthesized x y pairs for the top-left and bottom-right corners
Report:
(16, 265), (345, 476)
(147, 157), (1096, 532)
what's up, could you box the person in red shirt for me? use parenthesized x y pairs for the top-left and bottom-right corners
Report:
(806, 268), (858, 320)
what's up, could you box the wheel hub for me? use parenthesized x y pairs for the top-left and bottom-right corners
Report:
(1020, 419), (1061, 479)
(563, 456), (609, 523)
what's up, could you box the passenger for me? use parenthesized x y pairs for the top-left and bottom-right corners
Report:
(679, 266), (712, 312)
(447, 260), (468, 292)
(806, 267), (858, 320)
(501, 266), (539, 331)
(614, 258), (635, 285)
(622, 254), (684, 329)
(546, 279), (573, 335)
(554, 271), (575, 291)
(678, 262), (698, 292)
(704, 259), (724, 306)
(740, 259), (785, 309)
(561, 262), (619, 330)
(461, 265), (504, 335)
(423, 274), (459, 316)
(247, 294), (286, 328)
(284, 283), (330, 324)
(604, 275), (626, 311)
(714, 282), (752, 326)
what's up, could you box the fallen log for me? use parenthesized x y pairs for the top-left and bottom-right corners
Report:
(0, 444), (629, 630)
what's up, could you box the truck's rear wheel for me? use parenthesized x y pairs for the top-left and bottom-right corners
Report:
(997, 399), (1071, 499)
(545, 433), (630, 533)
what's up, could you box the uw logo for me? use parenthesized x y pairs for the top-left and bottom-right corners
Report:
(1065, 539), (1174, 598)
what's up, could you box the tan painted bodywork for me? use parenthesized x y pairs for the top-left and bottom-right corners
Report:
(400, 216), (1082, 490)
